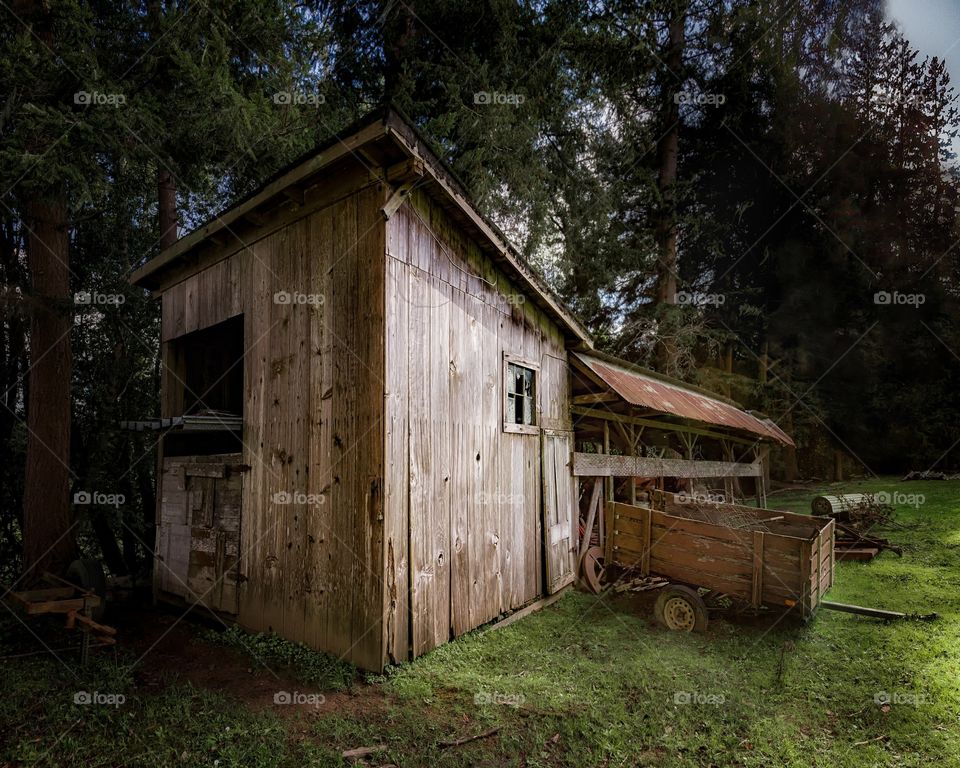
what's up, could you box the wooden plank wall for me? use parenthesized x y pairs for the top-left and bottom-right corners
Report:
(158, 182), (386, 670)
(385, 190), (571, 659)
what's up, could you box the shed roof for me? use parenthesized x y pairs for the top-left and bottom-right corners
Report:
(572, 351), (794, 447)
(130, 106), (592, 346)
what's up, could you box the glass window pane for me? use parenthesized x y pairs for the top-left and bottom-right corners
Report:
(505, 362), (536, 426)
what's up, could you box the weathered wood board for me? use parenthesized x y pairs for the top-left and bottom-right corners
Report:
(542, 430), (576, 593)
(574, 453), (762, 478)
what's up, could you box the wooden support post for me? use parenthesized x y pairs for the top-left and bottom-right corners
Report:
(759, 445), (770, 504)
(722, 441), (734, 504)
(598, 482), (605, 551)
(604, 500), (615, 564)
(754, 446), (767, 508)
(579, 478), (602, 559)
(603, 421), (613, 504)
(629, 425), (637, 506)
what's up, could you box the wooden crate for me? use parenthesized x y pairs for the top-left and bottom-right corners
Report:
(605, 492), (834, 619)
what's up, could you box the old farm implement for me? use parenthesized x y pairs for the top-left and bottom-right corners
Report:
(3, 562), (116, 663)
(605, 491), (835, 630)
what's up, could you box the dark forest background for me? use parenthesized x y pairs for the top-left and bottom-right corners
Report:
(2, 0), (958, 578)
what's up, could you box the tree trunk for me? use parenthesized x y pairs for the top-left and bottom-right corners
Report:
(781, 406), (799, 482)
(0, 220), (28, 552)
(382, 0), (416, 103)
(158, 168), (178, 249)
(22, 194), (75, 580)
(653, 1), (686, 372)
(149, 0), (179, 252)
(832, 448), (844, 482)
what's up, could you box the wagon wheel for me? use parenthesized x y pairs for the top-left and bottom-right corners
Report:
(654, 585), (708, 632)
(65, 559), (107, 621)
(579, 547), (605, 595)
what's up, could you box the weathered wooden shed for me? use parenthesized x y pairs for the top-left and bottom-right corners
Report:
(130, 108), (592, 670)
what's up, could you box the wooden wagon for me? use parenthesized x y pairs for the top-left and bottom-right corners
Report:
(604, 491), (835, 630)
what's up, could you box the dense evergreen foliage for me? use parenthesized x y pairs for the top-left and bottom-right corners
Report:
(2, 0), (957, 575)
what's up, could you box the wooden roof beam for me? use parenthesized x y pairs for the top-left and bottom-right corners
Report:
(573, 392), (620, 405)
(571, 405), (759, 447)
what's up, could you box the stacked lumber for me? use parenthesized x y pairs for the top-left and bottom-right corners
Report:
(612, 575), (669, 594)
(833, 521), (902, 561)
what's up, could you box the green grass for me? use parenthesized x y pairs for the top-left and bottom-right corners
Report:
(198, 624), (356, 691)
(2, 478), (959, 767)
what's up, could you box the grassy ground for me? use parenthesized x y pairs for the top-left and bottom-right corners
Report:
(2, 478), (959, 767)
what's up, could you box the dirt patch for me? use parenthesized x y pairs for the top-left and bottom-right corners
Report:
(110, 603), (387, 719)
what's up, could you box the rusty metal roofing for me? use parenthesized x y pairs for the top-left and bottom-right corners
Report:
(573, 352), (795, 447)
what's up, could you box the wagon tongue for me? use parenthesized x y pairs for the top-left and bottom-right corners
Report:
(819, 600), (938, 622)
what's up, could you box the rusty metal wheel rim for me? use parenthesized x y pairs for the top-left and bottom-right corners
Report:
(663, 596), (696, 631)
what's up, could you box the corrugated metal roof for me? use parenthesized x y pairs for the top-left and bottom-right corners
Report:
(573, 352), (795, 447)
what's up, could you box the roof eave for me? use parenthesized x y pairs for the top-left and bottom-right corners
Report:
(382, 113), (592, 346)
(129, 115), (391, 290)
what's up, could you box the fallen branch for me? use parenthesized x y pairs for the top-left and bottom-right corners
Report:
(342, 744), (386, 762)
(729, 515), (783, 529)
(438, 727), (500, 748)
(852, 734), (887, 747)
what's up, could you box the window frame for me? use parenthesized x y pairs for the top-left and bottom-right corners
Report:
(502, 353), (540, 435)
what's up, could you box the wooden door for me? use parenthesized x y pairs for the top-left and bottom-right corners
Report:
(158, 455), (242, 614)
(541, 430), (576, 593)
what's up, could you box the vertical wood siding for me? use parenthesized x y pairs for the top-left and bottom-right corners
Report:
(385, 190), (571, 659)
(158, 184), (386, 670)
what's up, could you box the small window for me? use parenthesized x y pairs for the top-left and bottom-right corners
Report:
(503, 355), (539, 434)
